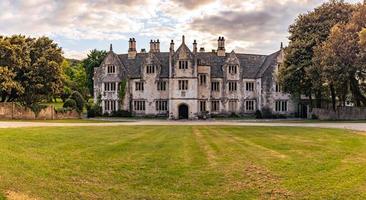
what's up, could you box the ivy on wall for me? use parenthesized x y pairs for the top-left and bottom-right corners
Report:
(119, 79), (127, 105)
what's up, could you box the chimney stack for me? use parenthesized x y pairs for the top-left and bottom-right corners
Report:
(149, 39), (160, 53)
(109, 43), (113, 52)
(193, 40), (197, 54)
(128, 38), (137, 59)
(170, 40), (175, 53)
(199, 47), (205, 52)
(217, 36), (225, 57)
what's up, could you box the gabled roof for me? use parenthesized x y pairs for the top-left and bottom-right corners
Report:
(106, 50), (279, 79)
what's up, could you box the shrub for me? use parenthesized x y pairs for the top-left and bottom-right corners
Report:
(63, 98), (77, 110)
(86, 103), (102, 118)
(261, 107), (273, 119)
(311, 113), (319, 120)
(229, 112), (240, 118)
(255, 110), (262, 119)
(69, 91), (84, 112)
(29, 104), (47, 117)
(111, 110), (132, 117)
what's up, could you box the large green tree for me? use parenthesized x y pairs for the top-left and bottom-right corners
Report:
(83, 49), (107, 97)
(315, 4), (366, 107)
(0, 35), (64, 107)
(279, 0), (355, 108)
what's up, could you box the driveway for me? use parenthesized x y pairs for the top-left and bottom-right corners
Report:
(0, 120), (366, 132)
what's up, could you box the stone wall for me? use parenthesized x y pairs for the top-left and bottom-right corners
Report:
(312, 107), (366, 120)
(0, 102), (80, 120)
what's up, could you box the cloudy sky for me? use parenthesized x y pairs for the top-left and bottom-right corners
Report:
(0, 0), (362, 59)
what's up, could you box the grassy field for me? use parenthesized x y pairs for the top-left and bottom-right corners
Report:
(0, 126), (366, 199)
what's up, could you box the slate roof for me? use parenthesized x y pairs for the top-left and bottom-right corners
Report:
(115, 50), (279, 79)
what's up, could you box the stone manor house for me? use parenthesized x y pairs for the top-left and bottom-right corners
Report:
(94, 36), (306, 119)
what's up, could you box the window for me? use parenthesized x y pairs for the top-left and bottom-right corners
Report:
(275, 83), (282, 92)
(199, 74), (207, 85)
(245, 100), (255, 111)
(157, 81), (167, 91)
(199, 101), (206, 112)
(246, 82), (254, 91)
(155, 100), (168, 111)
(104, 82), (116, 91)
(228, 81), (237, 92)
(104, 100), (117, 111)
(135, 82), (144, 91)
(146, 65), (155, 74)
(211, 81), (220, 92)
(178, 80), (188, 90)
(211, 100), (220, 112)
(179, 60), (188, 69)
(229, 65), (237, 74)
(107, 65), (116, 74)
(275, 100), (288, 112)
(228, 100), (237, 112)
(134, 101), (146, 111)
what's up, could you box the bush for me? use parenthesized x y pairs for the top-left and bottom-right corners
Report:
(63, 98), (77, 110)
(111, 110), (132, 117)
(69, 91), (84, 112)
(86, 103), (102, 118)
(255, 110), (262, 119)
(261, 107), (273, 119)
(229, 112), (240, 118)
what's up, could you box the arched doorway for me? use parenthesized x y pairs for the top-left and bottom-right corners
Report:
(178, 104), (189, 119)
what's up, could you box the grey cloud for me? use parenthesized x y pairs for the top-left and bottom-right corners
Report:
(189, 0), (323, 53)
(170, 0), (215, 9)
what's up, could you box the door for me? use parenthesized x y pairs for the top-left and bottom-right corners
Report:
(178, 104), (189, 119)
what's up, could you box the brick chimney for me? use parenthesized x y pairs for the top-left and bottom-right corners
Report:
(128, 38), (137, 59)
(217, 36), (225, 57)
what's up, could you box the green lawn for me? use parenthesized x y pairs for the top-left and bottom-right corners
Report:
(0, 126), (366, 199)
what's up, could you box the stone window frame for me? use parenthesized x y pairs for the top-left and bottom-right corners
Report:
(275, 100), (288, 112)
(228, 100), (238, 112)
(199, 74), (207, 85)
(245, 82), (254, 92)
(199, 100), (207, 112)
(146, 64), (155, 74)
(211, 100), (220, 112)
(245, 100), (256, 112)
(178, 60), (189, 69)
(157, 81), (167, 91)
(133, 100), (146, 111)
(228, 81), (238, 92)
(228, 65), (238, 74)
(178, 80), (188, 90)
(107, 65), (116, 74)
(135, 81), (144, 91)
(211, 81), (220, 92)
(155, 100), (168, 111)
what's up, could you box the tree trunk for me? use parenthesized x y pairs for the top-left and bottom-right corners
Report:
(350, 76), (366, 106)
(315, 90), (322, 108)
(330, 84), (336, 111)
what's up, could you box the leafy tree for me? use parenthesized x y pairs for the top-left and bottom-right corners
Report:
(61, 59), (89, 101)
(279, 0), (355, 108)
(83, 49), (107, 97)
(0, 35), (64, 109)
(314, 4), (366, 107)
(0, 66), (22, 101)
(69, 91), (84, 112)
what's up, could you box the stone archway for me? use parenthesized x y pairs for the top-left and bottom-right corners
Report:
(178, 104), (189, 119)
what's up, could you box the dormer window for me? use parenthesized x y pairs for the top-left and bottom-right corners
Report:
(179, 60), (188, 69)
(107, 65), (116, 74)
(146, 65), (155, 74)
(229, 65), (237, 74)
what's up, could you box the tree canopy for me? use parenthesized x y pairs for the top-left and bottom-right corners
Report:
(0, 35), (64, 107)
(83, 49), (107, 96)
(278, 0), (366, 109)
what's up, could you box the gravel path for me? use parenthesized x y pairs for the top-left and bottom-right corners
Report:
(0, 120), (366, 132)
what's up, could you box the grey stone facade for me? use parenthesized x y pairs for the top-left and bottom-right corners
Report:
(94, 36), (299, 119)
